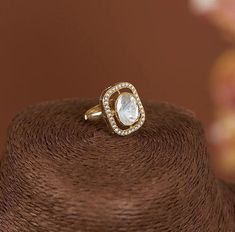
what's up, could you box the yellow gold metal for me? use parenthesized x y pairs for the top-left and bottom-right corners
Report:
(84, 82), (145, 136)
(84, 105), (103, 121)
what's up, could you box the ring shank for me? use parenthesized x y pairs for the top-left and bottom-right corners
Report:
(84, 105), (103, 121)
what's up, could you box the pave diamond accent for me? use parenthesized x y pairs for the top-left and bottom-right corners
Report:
(101, 82), (145, 136)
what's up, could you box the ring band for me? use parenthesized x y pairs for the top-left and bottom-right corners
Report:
(84, 82), (145, 136)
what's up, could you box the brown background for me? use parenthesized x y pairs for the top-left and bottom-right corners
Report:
(0, 0), (227, 152)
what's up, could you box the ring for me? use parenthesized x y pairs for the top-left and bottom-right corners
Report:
(84, 82), (146, 136)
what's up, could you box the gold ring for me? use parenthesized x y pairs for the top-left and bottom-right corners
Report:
(84, 82), (146, 136)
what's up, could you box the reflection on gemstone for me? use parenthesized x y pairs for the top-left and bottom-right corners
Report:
(115, 92), (140, 126)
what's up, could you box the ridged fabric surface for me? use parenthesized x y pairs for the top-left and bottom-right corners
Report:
(0, 100), (234, 232)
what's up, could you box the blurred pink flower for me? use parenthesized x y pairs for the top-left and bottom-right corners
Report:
(190, 0), (235, 41)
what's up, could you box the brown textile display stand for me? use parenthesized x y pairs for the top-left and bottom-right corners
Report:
(0, 100), (234, 231)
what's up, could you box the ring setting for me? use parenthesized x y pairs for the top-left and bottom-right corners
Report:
(85, 82), (145, 136)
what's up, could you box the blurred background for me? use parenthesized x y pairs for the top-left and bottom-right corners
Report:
(0, 1), (234, 181)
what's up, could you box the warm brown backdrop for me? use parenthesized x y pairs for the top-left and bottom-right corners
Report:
(0, 0), (227, 152)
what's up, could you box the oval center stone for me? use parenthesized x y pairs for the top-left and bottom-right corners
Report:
(115, 92), (140, 126)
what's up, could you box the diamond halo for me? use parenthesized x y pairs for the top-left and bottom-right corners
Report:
(100, 82), (145, 136)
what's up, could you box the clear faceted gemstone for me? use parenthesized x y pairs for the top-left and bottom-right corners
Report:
(115, 92), (140, 126)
